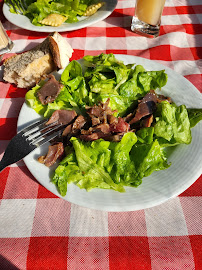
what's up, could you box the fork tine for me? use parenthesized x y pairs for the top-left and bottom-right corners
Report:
(20, 119), (47, 135)
(6, 0), (19, 14)
(6, 0), (25, 14)
(28, 123), (64, 145)
(18, 0), (26, 11)
(21, 0), (28, 8)
(33, 129), (64, 148)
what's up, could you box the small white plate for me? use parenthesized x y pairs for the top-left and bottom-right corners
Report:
(3, 0), (117, 32)
(17, 55), (202, 212)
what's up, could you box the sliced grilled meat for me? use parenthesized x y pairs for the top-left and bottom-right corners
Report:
(38, 142), (64, 167)
(37, 75), (64, 105)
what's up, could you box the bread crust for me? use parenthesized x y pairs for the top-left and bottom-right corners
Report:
(3, 32), (73, 89)
(48, 36), (62, 69)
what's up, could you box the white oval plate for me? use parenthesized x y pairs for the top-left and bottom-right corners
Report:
(3, 0), (117, 32)
(17, 55), (202, 212)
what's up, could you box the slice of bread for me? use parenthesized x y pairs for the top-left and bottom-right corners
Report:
(3, 32), (73, 89)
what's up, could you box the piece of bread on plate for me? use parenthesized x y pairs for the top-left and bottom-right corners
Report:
(3, 32), (73, 89)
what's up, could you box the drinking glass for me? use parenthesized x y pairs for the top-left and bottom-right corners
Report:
(0, 21), (13, 59)
(131, 0), (166, 38)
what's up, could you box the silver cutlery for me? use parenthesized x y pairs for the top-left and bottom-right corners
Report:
(0, 119), (65, 172)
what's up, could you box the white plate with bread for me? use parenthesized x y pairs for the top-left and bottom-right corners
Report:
(3, 0), (117, 32)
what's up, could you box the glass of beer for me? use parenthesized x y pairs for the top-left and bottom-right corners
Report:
(131, 0), (166, 38)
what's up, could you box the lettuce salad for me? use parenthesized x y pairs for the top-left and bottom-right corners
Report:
(6, 0), (99, 25)
(25, 53), (202, 195)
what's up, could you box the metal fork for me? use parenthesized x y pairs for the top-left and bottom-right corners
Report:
(0, 119), (65, 173)
(5, 0), (27, 15)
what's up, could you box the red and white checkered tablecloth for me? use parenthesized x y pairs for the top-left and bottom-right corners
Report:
(0, 0), (201, 269)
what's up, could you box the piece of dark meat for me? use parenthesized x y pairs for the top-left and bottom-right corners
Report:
(91, 117), (100, 126)
(38, 142), (64, 167)
(141, 114), (154, 128)
(80, 132), (109, 141)
(37, 75), (64, 105)
(62, 124), (72, 137)
(104, 133), (125, 142)
(93, 123), (111, 134)
(157, 95), (172, 103)
(129, 90), (157, 125)
(62, 115), (87, 137)
(110, 117), (130, 133)
(86, 98), (117, 124)
(46, 110), (77, 126)
(72, 115), (87, 132)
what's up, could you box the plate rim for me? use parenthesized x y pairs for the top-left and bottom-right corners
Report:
(17, 54), (202, 212)
(3, 0), (118, 33)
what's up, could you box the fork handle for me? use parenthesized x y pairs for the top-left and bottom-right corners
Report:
(0, 160), (10, 173)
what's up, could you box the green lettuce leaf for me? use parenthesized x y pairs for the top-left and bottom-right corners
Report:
(131, 140), (170, 180)
(23, 0), (92, 26)
(26, 53), (168, 118)
(187, 108), (202, 128)
(52, 132), (170, 196)
(154, 101), (192, 146)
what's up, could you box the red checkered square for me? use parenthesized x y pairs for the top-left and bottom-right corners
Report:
(149, 236), (195, 269)
(123, 8), (134, 17)
(85, 50), (106, 56)
(175, 6), (195, 15)
(31, 198), (71, 236)
(109, 9), (124, 18)
(67, 28), (87, 38)
(27, 32), (47, 40)
(67, 237), (109, 270)
(184, 75), (202, 93)
(3, 167), (39, 199)
(0, 98), (24, 118)
(106, 16), (125, 28)
(0, 167), (9, 199)
(170, 46), (194, 61)
(163, 6), (178, 16)
(109, 236), (151, 270)
(0, 238), (30, 270)
(180, 175), (202, 196)
(190, 47), (202, 61)
(108, 210), (147, 236)
(106, 49), (128, 55)
(106, 27), (126, 37)
(0, 118), (17, 140)
(149, 45), (172, 61)
(27, 237), (69, 270)
(180, 197), (202, 235)
(192, 5), (202, 14)
(163, 25), (185, 35)
(189, 235), (202, 270)
(71, 49), (85, 61)
(9, 31), (32, 41)
(6, 84), (27, 98)
(37, 184), (59, 198)
(87, 27), (106, 37)
(184, 24), (202, 35)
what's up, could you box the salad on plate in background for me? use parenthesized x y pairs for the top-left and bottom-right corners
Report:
(24, 53), (202, 197)
(5, 0), (105, 27)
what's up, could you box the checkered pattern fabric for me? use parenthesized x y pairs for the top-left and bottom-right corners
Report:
(0, 0), (202, 269)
